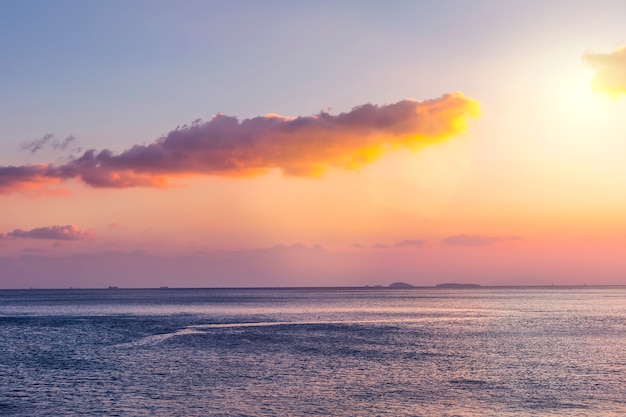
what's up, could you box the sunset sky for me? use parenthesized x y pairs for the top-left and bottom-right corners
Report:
(3, 1), (626, 288)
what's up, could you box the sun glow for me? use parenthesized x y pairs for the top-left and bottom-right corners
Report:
(543, 65), (626, 155)
(559, 69), (613, 122)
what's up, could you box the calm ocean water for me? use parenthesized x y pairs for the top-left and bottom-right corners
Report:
(1, 286), (626, 416)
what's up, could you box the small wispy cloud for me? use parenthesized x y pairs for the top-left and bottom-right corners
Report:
(353, 239), (425, 249)
(393, 239), (424, 248)
(441, 234), (520, 247)
(262, 243), (325, 253)
(21, 134), (80, 154)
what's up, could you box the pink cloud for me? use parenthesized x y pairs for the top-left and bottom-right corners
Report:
(0, 93), (479, 193)
(442, 234), (520, 247)
(264, 243), (324, 252)
(394, 239), (425, 248)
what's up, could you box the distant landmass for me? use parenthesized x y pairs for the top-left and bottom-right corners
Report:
(436, 283), (481, 288)
(388, 282), (414, 288)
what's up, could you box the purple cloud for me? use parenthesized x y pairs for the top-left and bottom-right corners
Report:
(5, 225), (92, 241)
(21, 134), (80, 154)
(0, 165), (59, 193)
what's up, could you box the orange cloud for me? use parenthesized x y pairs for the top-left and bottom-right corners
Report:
(0, 165), (62, 194)
(0, 93), (479, 192)
(583, 47), (626, 95)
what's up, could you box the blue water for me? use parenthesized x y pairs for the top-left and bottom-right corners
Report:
(1, 287), (626, 416)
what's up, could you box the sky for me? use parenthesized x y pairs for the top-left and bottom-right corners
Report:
(2, 0), (626, 288)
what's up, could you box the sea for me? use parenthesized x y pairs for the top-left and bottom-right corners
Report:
(1, 286), (625, 416)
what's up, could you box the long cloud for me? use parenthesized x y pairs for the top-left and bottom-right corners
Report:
(583, 46), (626, 94)
(0, 93), (479, 193)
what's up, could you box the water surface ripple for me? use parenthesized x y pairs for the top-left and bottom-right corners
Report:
(1, 287), (625, 416)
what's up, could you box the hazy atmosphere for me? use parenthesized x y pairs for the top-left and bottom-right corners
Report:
(3, 1), (626, 288)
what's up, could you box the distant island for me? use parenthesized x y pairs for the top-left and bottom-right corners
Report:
(436, 283), (481, 288)
(388, 282), (415, 288)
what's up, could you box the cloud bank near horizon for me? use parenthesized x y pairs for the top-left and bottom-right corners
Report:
(0, 93), (479, 193)
(584, 47), (626, 95)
